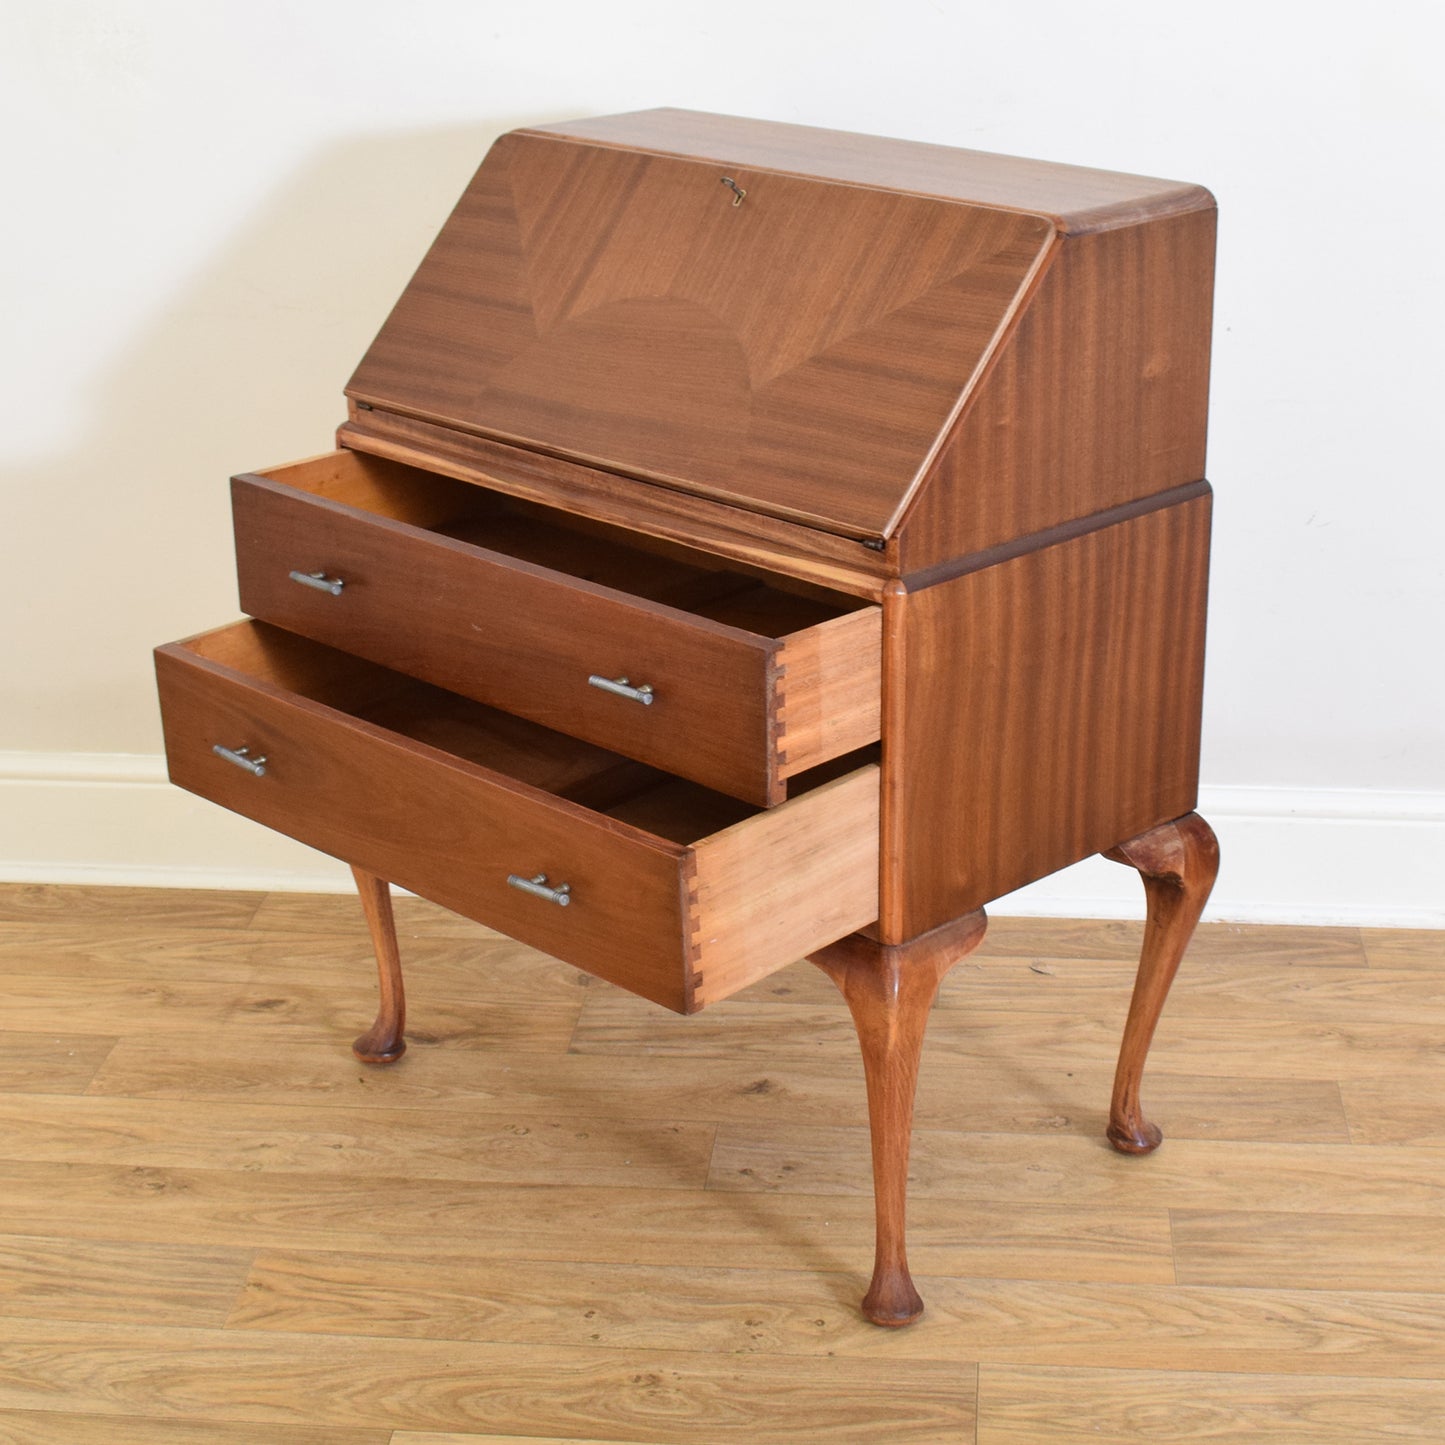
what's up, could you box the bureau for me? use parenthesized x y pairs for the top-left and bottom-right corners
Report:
(155, 108), (1220, 1326)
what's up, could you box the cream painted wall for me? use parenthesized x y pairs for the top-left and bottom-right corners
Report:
(2, 1), (1441, 919)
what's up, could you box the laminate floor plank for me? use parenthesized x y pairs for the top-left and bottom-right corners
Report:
(0, 1159), (1171, 1281)
(897, 1278), (1445, 1378)
(0, 926), (270, 985)
(228, 1250), (1445, 1376)
(0, 1233), (252, 1328)
(85, 1036), (1351, 1144)
(1172, 1209), (1445, 1291)
(0, 1032), (117, 1094)
(0, 1319), (976, 1442)
(972, 1010), (1445, 1079)
(1339, 1078), (1445, 1146)
(0, 923), (585, 1000)
(1359, 927), (1445, 969)
(245, 929), (593, 997)
(569, 993), (892, 1058)
(935, 959), (1445, 1024)
(0, 1094), (716, 1190)
(391, 1436), (653, 1445)
(0, 1411), (390, 1444)
(229, 1250), (875, 1351)
(736, 952), (1431, 1015)
(977, 916), (1369, 966)
(0, 973), (582, 1052)
(729, 958), (843, 1005)
(975, 1364), (1445, 1442)
(0, 883), (265, 928)
(570, 993), (1445, 1077)
(391, 1437), (654, 1445)
(709, 1124), (1445, 1215)
(247, 891), (494, 938)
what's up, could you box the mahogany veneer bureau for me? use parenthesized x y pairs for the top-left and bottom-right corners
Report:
(155, 108), (1220, 1326)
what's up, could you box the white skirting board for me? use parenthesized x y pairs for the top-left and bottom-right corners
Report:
(0, 751), (1441, 928)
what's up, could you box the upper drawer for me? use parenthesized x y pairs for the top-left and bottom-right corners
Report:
(233, 451), (881, 808)
(155, 620), (879, 1014)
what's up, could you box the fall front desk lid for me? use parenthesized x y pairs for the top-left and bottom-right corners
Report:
(345, 114), (1062, 541)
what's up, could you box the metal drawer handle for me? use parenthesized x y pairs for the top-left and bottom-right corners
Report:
(213, 744), (267, 777)
(506, 872), (572, 907)
(289, 569), (345, 596)
(587, 675), (654, 706)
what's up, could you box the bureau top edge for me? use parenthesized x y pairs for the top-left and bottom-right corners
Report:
(522, 107), (1216, 235)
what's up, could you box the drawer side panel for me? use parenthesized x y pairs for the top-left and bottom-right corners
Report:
(775, 608), (883, 778)
(690, 764), (880, 1007)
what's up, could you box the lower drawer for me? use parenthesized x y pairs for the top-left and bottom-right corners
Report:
(155, 621), (879, 1012)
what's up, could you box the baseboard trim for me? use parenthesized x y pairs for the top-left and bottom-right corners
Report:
(2, 754), (1441, 926)
(992, 784), (1445, 928)
(0, 751), (352, 894)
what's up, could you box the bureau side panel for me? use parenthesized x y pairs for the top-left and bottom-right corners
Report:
(897, 207), (1216, 572)
(894, 493), (1210, 935)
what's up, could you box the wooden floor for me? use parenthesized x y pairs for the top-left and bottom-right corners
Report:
(0, 885), (1441, 1443)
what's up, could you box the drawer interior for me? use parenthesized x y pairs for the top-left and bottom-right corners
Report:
(187, 621), (874, 846)
(252, 451), (873, 637)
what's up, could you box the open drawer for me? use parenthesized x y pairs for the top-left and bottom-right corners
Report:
(155, 620), (880, 1013)
(231, 450), (882, 807)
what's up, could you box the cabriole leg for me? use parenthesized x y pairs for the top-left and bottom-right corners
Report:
(808, 910), (987, 1326)
(1103, 812), (1219, 1153)
(350, 865), (407, 1064)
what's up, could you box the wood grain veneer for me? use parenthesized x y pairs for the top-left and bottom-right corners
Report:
(889, 491), (1211, 937)
(896, 206), (1216, 570)
(692, 768), (879, 1006)
(345, 131), (1054, 539)
(773, 609), (882, 781)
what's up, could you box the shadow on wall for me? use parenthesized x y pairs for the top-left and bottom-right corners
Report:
(4, 117), (551, 756)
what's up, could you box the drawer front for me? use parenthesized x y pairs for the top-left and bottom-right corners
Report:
(155, 641), (695, 1010)
(233, 476), (782, 804)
